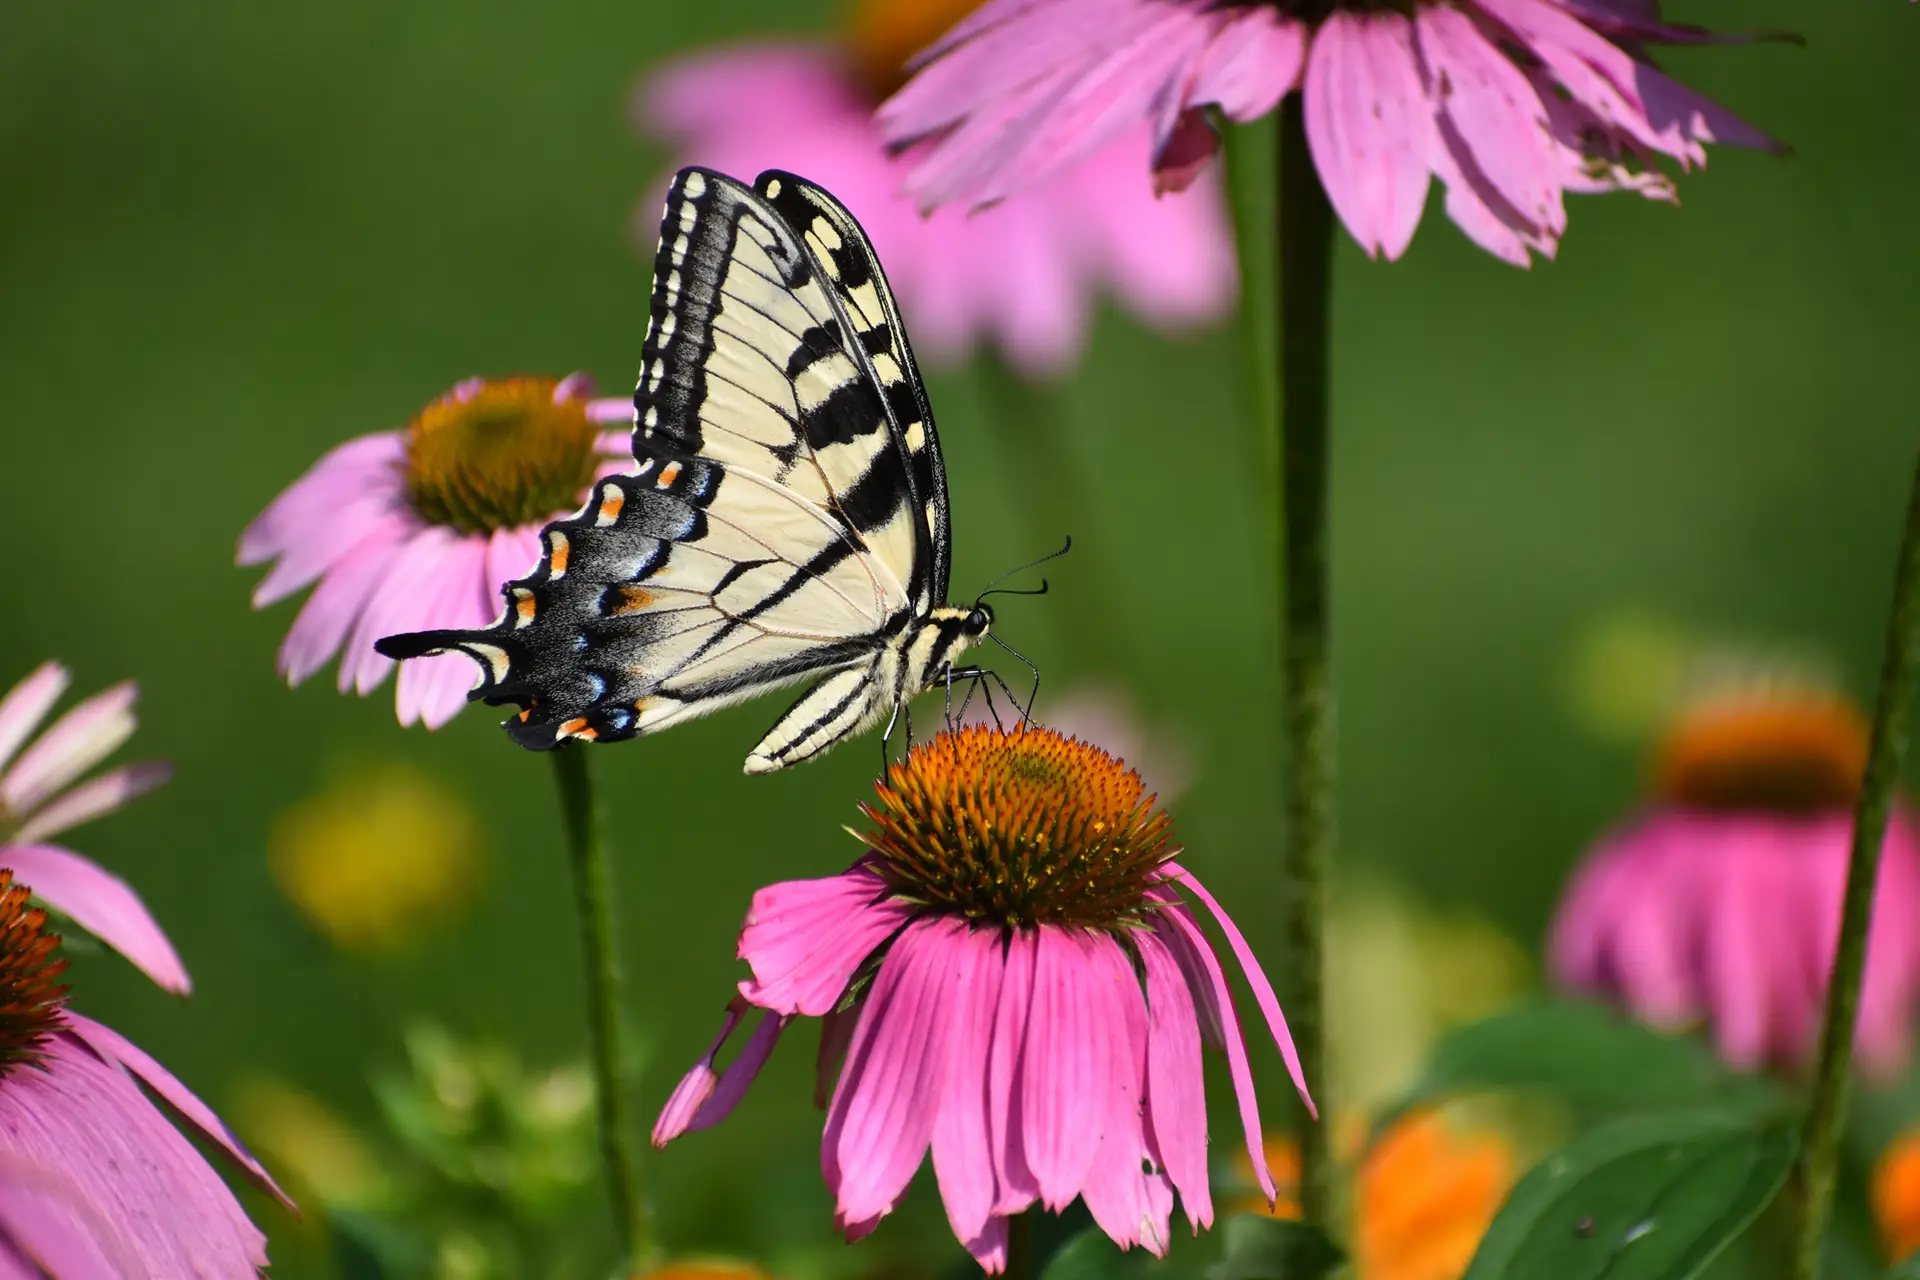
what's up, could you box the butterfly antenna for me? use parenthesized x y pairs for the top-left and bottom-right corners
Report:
(975, 535), (1072, 605)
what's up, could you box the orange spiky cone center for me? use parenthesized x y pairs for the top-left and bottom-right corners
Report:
(859, 725), (1176, 929)
(0, 869), (68, 1071)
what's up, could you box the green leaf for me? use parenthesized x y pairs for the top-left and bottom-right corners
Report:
(1044, 1228), (1143, 1280)
(1463, 1110), (1797, 1280)
(1210, 1215), (1343, 1280)
(1388, 1000), (1781, 1127)
(1888, 1253), (1920, 1280)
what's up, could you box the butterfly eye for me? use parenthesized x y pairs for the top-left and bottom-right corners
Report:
(966, 605), (993, 635)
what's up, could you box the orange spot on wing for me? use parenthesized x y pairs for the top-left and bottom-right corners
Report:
(599, 487), (625, 521)
(559, 717), (590, 737)
(548, 534), (570, 575)
(614, 585), (657, 615)
(657, 460), (682, 488)
(514, 592), (536, 620)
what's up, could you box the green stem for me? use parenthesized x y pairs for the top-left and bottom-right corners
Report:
(550, 745), (652, 1269)
(1790, 452), (1920, 1280)
(1273, 95), (1336, 1227)
(1006, 1212), (1033, 1280)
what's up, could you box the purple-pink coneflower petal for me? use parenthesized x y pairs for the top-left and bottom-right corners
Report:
(1304, 11), (1433, 261)
(4, 845), (190, 995)
(932, 925), (1003, 1244)
(1701, 841), (1771, 1070)
(485, 527), (543, 604)
(0, 683), (137, 818)
(278, 516), (410, 687)
(0, 663), (67, 777)
(395, 534), (491, 729)
(654, 998), (746, 1147)
(1079, 931), (1169, 1254)
(1021, 926), (1108, 1210)
(989, 925), (1041, 1215)
(12, 762), (171, 846)
(1155, 905), (1275, 1203)
(825, 917), (962, 1225)
(1418, 7), (1565, 238)
(1191, 8), (1304, 123)
(687, 1010), (788, 1135)
(342, 525), (458, 695)
(741, 865), (911, 1017)
(1137, 923), (1211, 1232)
(248, 488), (400, 609)
(238, 433), (403, 567)
(1167, 865), (1313, 1114)
(964, 1215), (1011, 1273)
(0, 1152), (145, 1279)
(62, 1013), (293, 1211)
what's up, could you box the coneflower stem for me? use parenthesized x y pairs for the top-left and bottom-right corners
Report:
(1006, 1212), (1033, 1280)
(551, 745), (651, 1267)
(1790, 451), (1920, 1280)
(1272, 95), (1336, 1227)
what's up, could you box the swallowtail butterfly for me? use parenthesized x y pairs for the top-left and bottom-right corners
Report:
(377, 167), (994, 773)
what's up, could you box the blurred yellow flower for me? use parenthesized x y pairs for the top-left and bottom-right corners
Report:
(270, 762), (485, 955)
(1562, 610), (1695, 744)
(1244, 1112), (1514, 1280)
(1875, 1128), (1920, 1263)
(232, 1076), (395, 1212)
(1329, 886), (1531, 1116)
(635, 1262), (773, 1280)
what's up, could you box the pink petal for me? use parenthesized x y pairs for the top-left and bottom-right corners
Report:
(586, 397), (632, 425)
(1189, 8), (1306, 122)
(3, 844), (189, 994)
(1416, 6), (1564, 237)
(1702, 839), (1770, 1070)
(686, 1010), (787, 1135)
(1154, 905), (1274, 1202)
(342, 525), (460, 696)
(739, 865), (910, 1017)
(60, 1015), (294, 1211)
(248, 489), (401, 608)
(395, 535), (493, 730)
(0, 1152), (140, 1280)
(964, 1215), (1011, 1274)
(11, 762), (170, 845)
(486, 526), (544, 599)
(1166, 865), (1312, 1114)
(1021, 925), (1108, 1210)
(0, 663), (68, 778)
(653, 998), (745, 1147)
(989, 927), (1041, 1214)
(932, 926), (1002, 1244)
(0, 1026), (274, 1274)
(276, 513), (412, 687)
(1303, 10), (1434, 261)
(823, 917), (962, 1224)
(1152, 109), (1221, 195)
(238, 433), (404, 566)
(0, 683), (137, 817)
(1079, 932), (1171, 1255)
(1138, 924), (1211, 1232)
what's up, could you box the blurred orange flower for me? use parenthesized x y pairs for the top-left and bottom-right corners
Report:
(1874, 1129), (1920, 1263)
(636, 1262), (772, 1280)
(1243, 1112), (1513, 1280)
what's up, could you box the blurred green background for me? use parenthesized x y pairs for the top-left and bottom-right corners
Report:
(0, 0), (1915, 1273)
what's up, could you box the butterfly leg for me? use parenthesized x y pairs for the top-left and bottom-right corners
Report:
(986, 633), (1042, 725)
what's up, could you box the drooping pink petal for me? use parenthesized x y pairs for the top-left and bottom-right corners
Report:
(1021, 925), (1108, 1210)
(1166, 865), (1313, 1114)
(1079, 932), (1171, 1255)
(395, 534), (493, 729)
(739, 864), (910, 1017)
(0, 683), (137, 817)
(1154, 905), (1275, 1203)
(277, 514), (412, 687)
(3, 845), (190, 995)
(342, 525), (460, 695)
(248, 489), (402, 608)
(1303, 10), (1434, 261)
(932, 925), (1003, 1244)
(653, 998), (746, 1147)
(238, 433), (404, 566)
(12, 762), (171, 845)
(60, 1013), (294, 1212)
(0, 1150), (145, 1279)
(684, 1010), (788, 1135)
(1189, 7), (1306, 123)
(824, 917), (963, 1224)
(1700, 832), (1771, 1070)
(0, 1027), (273, 1275)
(1417, 6), (1564, 238)
(989, 925), (1040, 1215)
(0, 663), (67, 778)
(1137, 923), (1211, 1232)
(964, 1215), (1011, 1275)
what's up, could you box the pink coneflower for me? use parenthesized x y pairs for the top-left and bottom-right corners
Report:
(0, 661), (187, 994)
(240, 375), (631, 731)
(880, 0), (1781, 265)
(653, 725), (1311, 1270)
(1550, 687), (1920, 1078)
(0, 867), (292, 1275)
(635, 0), (1235, 377)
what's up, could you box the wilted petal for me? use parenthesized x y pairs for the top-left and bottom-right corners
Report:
(654, 998), (747, 1146)
(1138, 924), (1211, 1231)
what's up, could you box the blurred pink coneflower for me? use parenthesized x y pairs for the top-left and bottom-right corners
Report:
(239, 375), (630, 730)
(634, 0), (1236, 378)
(880, 0), (1781, 265)
(0, 661), (187, 993)
(653, 725), (1312, 1271)
(1550, 687), (1920, 1078)
(0, 867), (291, 1275)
